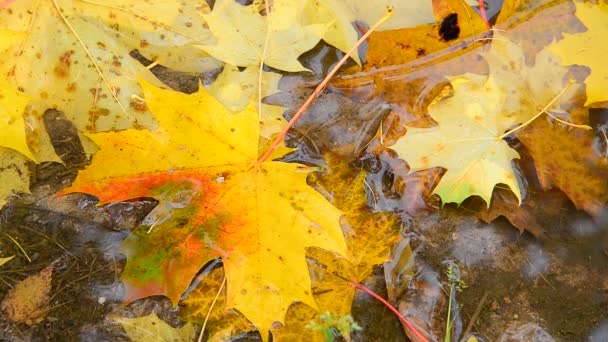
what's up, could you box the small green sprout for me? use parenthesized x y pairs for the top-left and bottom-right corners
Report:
(445, 263), (467, 342)
(306, 312), (362, 342)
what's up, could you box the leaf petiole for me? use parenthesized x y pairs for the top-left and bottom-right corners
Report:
(257, 6), (395, 163)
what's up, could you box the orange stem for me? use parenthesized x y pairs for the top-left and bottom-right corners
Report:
(478, 0), (491, 28)
(351, 282), (430, 342)
(257, 7), (394, 163)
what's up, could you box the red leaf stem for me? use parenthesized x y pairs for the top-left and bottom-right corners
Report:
(257, 7), (394, 163)
(0, 0), (17, 6)
(351, 282), (430, 342)
(479, 0), (491, 28)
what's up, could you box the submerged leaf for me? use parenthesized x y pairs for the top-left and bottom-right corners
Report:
(548, 1), (608, 105)
(1, 264), (53, 325)
(391, 34), (577, 205)
(274, 160), (401, 341)
(115, 313), (195, 342)
(201, 0), (328, 72)
(180, 267), (255, 341)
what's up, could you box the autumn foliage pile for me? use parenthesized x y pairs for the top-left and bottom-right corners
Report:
(0, 0), (607, 340)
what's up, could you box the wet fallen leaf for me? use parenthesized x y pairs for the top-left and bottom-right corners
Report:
(496, 1), (583, 60)
(180, 267), (256, 342)
(517, 117), (608, 219)
(0, 30), (33, 161)
(303, 0), (436, 65)
(62, 80), (346, 338)
(476, 188), (547, 238)
(548, 1), (608, 105)
(274, 160), (401, 341)
(115, 313), (195, 342)
(390, 34), (578, 205)
(201, 0), (327, 73)
(1, 264), (53, 325)
(206, 65), (286, 138)
(0, 0), (218, 161)
(0, 150), (31, 208)
(0, 29), (34, 208)
(362, 0), (486, 71)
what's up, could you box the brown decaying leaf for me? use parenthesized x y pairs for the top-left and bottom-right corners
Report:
(476, 188), (546, 238)
(517, 117), (608, 219)
(1, 264), (53, 325)
(475, 188), (574, 239)
(497, 0), (585, 62)
(363, 0), (486, 70)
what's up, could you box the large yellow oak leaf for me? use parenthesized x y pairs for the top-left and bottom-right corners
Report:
(62, 81), (347, 338)
(200, 0), (328, 72)
(0, 0), (219, 160)
(390, 34), (577, 205)
(548, 1), (608, 105)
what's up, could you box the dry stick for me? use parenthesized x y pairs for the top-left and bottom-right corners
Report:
(257, 7), (394, 163)
(197, 276), (226, 342)
(461, 291), (488, 340)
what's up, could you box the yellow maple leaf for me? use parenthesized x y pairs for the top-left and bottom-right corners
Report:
(391, 33), (578, 205)
(114, 313), (196, 342)
(180, 267), (256, 341)
(206, 65), (286, 139)
(548, 1), (608, 105)
(0, 73), (33, 161)
(201, 0), (328, 73)
(0, 28), (33, 161)
(273, 162), (401, 341)
(0, 0), (219, 160)
(62, 80), (347, 338)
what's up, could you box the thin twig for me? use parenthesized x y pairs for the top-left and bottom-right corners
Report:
(461, 291), (488, 340)
(500, 81), (574, 138)
(2, 232), (31, 263)
(257, 7), (394, 163)
(198, 276), (226, 342)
